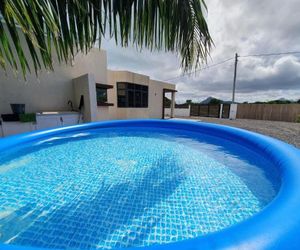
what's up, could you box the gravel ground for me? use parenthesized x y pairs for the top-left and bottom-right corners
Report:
(185, 117), (300, 148)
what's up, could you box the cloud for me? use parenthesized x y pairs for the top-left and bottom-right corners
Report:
(102, 0), (300, 103)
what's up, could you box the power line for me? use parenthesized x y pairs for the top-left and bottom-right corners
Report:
(164, 50), (300, 82)
(164, 57), (234, 81)
(239, 51), (300, 58)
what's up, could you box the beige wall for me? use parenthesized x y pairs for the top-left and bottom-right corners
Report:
(106, 70), (176, 119)
(107, 71), (150, 120)
(0, 48), (107, 115)
(73, 73), (100, 122)
(149, 80), (175, 118)
(0, 26), (176, 121)
(96, 107), (110, 120)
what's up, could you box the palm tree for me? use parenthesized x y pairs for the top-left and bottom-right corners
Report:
(0, 0), (212, 77)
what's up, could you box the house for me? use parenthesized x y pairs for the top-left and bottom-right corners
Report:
(0, 49), (176, 136)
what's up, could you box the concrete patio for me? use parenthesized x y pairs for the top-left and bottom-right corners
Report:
(173, 117), (300, 148)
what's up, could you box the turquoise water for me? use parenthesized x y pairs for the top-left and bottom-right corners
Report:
(0, 127), (280, 249)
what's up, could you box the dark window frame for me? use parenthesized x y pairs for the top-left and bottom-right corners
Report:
(117, 82), (148, 108)
(96, 86), (108, 103)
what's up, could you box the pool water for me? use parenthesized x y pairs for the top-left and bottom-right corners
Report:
(0, 127), (280, 249)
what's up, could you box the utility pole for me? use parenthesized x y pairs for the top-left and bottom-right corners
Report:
(232, 53), (238, 103)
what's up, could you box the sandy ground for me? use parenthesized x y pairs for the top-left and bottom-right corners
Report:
(176, 117), (300, 148)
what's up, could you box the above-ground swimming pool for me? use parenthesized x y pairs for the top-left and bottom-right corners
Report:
(0, 119), (300, 250)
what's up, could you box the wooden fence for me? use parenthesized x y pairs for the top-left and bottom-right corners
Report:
(164, 103), (190, 109)
(236, 104), (300, 122)
(190, 104), (231, 118)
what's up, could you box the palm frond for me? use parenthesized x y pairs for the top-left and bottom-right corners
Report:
(0, 0), (212, 78)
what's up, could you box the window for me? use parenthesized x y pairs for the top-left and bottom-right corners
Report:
(96, 87), (108, 103)
(117, 82), (148, 108)
(95, 83), (114, 106)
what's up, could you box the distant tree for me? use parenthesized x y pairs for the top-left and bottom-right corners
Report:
(267, 100), (291, 104)
(164, 97), (171, 108)
(297, 99), (300, 104)
(185, 100), (193, 104)
(243, 101), (249, 104)
(253, 99), (294, 104)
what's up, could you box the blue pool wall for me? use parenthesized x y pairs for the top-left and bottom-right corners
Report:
(1, 119), (300, 250)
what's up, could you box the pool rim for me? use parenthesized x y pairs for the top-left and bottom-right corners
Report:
(0, 119), (300, 250)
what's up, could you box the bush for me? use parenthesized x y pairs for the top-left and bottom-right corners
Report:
(296, 115), (300, 123)
(19, 113), (36, 123)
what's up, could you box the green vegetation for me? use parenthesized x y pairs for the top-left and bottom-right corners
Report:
(0, 0), (212, 77)
(254, 99), (294, 104)
(255, 99), (300, 104)
(184, 97), (300, 105)
(19, 113), (36, 122)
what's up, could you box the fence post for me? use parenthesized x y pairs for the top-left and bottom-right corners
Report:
(207, 105), (209, 117)
(229, 104), (238, 120)
(219, 104), (223, 118)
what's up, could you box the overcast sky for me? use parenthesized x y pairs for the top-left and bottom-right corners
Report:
(101, 0), (300, 103)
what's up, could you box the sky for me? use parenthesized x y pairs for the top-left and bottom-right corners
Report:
(101, 0), (300, 103)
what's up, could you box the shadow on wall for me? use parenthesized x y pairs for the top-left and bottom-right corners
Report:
(1, 155), (186, 249)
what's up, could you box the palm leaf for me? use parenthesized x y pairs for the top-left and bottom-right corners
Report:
(0, 0), (212, 78)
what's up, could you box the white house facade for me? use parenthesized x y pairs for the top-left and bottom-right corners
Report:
(0, 49), (176, 137)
